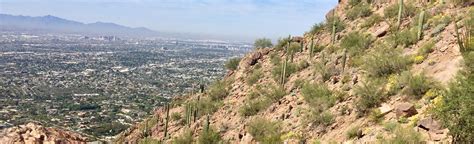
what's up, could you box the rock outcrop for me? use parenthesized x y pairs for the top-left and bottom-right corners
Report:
(0, 123), (89, 144)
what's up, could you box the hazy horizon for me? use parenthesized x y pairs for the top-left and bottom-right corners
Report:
(0, 0), (337, 41)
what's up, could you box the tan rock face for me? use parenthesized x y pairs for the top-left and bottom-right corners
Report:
(0, 123), (89, 144)
(394, 103), (418, 118)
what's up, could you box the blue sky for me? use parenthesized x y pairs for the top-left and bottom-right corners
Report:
(0, 0), (337, 41)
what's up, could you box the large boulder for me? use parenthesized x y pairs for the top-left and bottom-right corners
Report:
(394, 102), (418, 118)
(417, 117), (442, 131)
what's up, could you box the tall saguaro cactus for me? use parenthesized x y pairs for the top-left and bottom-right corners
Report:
(331, 11), (337, 45)
(281, 35), (291, 86)
(342, 48), (347, 73)
(454, 19), (465, 51)
(417, 11), (425, 40)
(204, 114), (210, 132)
(397, 0), (404, 29)
(163, 103), (170, 140)
(309, 36), (315, 59)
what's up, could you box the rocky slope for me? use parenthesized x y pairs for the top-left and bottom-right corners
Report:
(0, 123), (89, 144)
(115, 0), (473, 143)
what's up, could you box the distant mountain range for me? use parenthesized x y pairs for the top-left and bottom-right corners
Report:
(0, 14), (162, 37)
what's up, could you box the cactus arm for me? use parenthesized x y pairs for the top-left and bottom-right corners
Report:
(163, 103), (170, 140)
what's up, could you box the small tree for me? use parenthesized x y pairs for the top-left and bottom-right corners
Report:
(254, 38), (273, 49)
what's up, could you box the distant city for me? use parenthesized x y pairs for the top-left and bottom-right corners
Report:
(0, 31), (252, 139)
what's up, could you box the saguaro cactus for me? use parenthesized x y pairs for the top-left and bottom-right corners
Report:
(417, 11), (425, 40)
(204, 114), (210, 132)
(397, 0), (404, 29)
(280, 35), (291, 85)
(342, 48), (347, 73)
(331, 11), (337, 45)
(309, 36), (315, 59)
(453, 19), (465, 52)
(163, 103), (170, 140)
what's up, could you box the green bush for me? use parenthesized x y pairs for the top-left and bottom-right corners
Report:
(302, 109), (335, 127)
(239, 85), (286, 116)
(301, 82), (335, 111)
(346, 3), (372, 20)
(362, 44), (410, 77)
(271, 60), (297, 83)
(207, 80), (230, 101)
(379, 126), (423, 143)
(355, 79), (386, 114)
(269, 52), (281, 66)
(171, 112), (182, 121)
(254, 38), (273, 49)
(400, 72), (435, 99)
(434, 74), (474, 142)
(309, 22), (325, 35)
(325, 16), (346, 33)
(383, 2), (417, 19)
(246, 117), (282, 143)
(246, 69), (263, 86)
(340, 31), (372, 56)
(388, 28), (419, 48)
(275, 37), (291, 51)
(313, 61), (335, 82)
(224, 58), (241, 71)
(172, 129), (193, 144)
(197, 128), (222, 144)
(417, 40), (435, 57)
(346, 126), (362, 139)
(196, 98), (222, 117)
(139, 138), (162, 144)
(362, 14), (383, 28)
(348, 0), (362, 7)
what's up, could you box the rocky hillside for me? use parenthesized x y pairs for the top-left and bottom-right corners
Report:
(0, 123), (89, 143)
(115, 0), (473, 143)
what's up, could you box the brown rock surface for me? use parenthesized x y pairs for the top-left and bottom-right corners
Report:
(394, 103), (418, 118)
(0, 123), (89, 144)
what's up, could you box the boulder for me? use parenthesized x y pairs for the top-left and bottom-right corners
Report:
(394, 103), (418, 118)
(372, 22), (390, 38)
(417, 117), (442, 131)
(378, 103), (393, 115)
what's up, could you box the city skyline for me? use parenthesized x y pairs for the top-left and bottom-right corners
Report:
(0, 0), (337, 41)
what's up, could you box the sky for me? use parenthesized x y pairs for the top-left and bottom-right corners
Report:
(0, 0), (337, 41)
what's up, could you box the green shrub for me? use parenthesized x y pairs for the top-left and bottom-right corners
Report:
(380, 126), (423, 143)
(362, 14), (383, 28)
(362, 44), (410, 77)
(346, 3), (372, 20)
(271, 61), (297, 83)
(270, 52), (281, 66)
(254, 38), (273, 49)
(340, 31), (372, 56)
(400, 72), (435, 99)
(296, 60), (309, 71)
(139, 138), (162, 144)
(346, 126), (362, 139)
(430, 23), (448, 37)
(369, 109), (384, 123)
(288, 42), (302, 54)
(172, 129), (193, 144)
(239, 85), (286, 116)
(275, 37), (291, 51)
(348, 0), (362, 7)
(309, 22), (325, 35)
(207, 80), (230, 101)
(388, 28), (419, 48)
(246, 69), (263, 86)
(383, 2), (417, 19)
(435, 74), (474, 142)
(171, 112), (182, 121)
(311, 45), (325, 54)
(326, 16), (346, 33)
(224, 58), (241, 71)
(197, 128), (222, 144)
(301, 82), (335, 111)
(301, 109), (334, 127)
(355, 79), (386, 114)
(246, 117), (282, 143)
(417, 40), (435, 57)
(196, 98), (221, 117)
(314, 62), (335, 82)
(383, 121), (399, 132)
